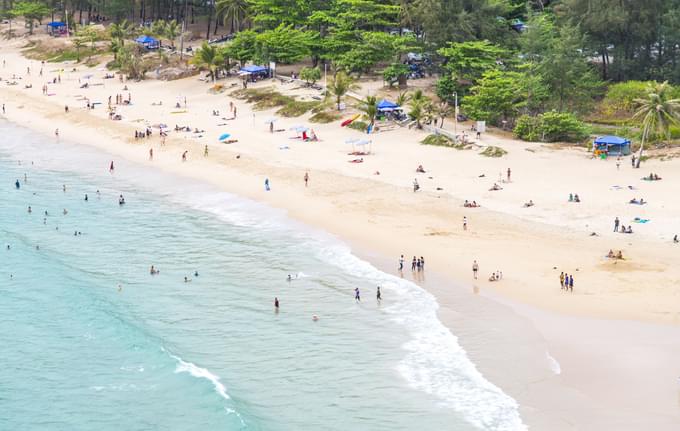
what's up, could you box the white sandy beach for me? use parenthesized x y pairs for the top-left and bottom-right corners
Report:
(1, 36), (679, 429)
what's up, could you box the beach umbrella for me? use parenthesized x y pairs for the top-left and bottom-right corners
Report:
(263, 117), (278, 124)
(218, 133), (231, 141)
(289, 125), (309, 133)
(356, 139), (372, 153)
(345, 138), (358, 152)
(82, 74), (93, 79)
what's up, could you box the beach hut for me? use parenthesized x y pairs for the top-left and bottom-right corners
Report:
(135, 35), (160, 50)
(593, 135), (631, 156)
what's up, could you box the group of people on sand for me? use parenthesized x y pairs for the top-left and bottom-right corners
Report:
(568, 193), (581, 203)
(607, 249), (624, 260)
(488, 270), (503, 282)
(397, 254), (425, 272)
(559, 272), (574, 292)
(463, 200), (480, 208)
(643, 172), (662, 181)
(613, 216), (633, 234)
(134, 128), (152, 139)
(628, 197), (646, 205)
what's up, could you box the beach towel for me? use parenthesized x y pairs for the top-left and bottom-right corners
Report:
(633, 218), (650, 223)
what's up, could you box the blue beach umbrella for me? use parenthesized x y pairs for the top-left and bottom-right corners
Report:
(218, 133), (231, 141)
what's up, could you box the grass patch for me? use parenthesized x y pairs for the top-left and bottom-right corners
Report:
(277, 100), (320, 117)
(309, 111), (341, 123)
(348, 120), (369, 132)
(24, 41), (105, 63)
(231, 87), (319, 117)
(421, 134), (472, 149)
(480, 146), (508, 157)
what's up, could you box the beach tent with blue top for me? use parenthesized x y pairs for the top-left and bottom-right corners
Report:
(47, 21), (66, 35)
(593, 135), (631, 156)
(135, 35), (160, 49)
(377, 99), (400, 112)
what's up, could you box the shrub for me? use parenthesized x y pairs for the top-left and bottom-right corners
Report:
(421, 134), (471, 149)
(310, 111), (341, 123)
(300, 66), (321, 85)
(514, 111), (590, 143)
(383, 63), (410, 87)
(602, 81), (654, 113)
(276, 100), (319, 117)
(348, 120), (369, 132)
(480, 146), (507, 157)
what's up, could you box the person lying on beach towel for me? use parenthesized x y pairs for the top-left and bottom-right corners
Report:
(489, 183), (502, 191)
(629, 198), (646, 205)
(349, 158), (364, 163)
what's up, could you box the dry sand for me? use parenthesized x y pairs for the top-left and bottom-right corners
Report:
(1, 37), (679, 429)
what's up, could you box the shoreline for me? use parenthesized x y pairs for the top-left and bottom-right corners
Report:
(1, 42), (680, 428)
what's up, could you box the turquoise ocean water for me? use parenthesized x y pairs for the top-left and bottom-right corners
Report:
(0, 121), (525, 430)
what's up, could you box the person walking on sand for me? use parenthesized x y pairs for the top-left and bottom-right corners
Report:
(109, 161), (114, 173)
(463, 216), (467, 230)
(149, 148), (153, 160)
(182, 151), (188, 162)
(568, 275), (574, 292)
(560, 272), (565, 289)
(411, 256), (417, 271)
(472, 260), (479, 279)
(398, 254), (404, 271)
(204, 145), (209, 157)
(265, 178), (270, 191)
(507, 168), (511, 182)
(304, 172), (309, 187)
(354, 288), (361, 302)
(614, 217), (620, 232)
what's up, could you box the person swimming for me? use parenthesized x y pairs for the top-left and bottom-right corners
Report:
(194, 271), (199, 277)
(118, 195), (125, 205)
(150, 265), (159, 275)
(84, 194), (88, 201)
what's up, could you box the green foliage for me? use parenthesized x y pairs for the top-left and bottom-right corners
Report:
(632, 81), (680, 164)
(230, 87), (318, 116)
(520, 16), (603, 114)
(438, 40), (508, 86)
(226, 30), (257, 66)
(514, 112), (591, 143)
(217, 0), (250, 33)
(327, 71), (357, 110)
(118, 44), (149, 80)
(12, 1), (49, 35)
(480, 146), (508, 157)
(357, 95), (378, 125)
(191, 41), (225, 81)
(255, 24), (313, 64)
(300, 66), (321, 85)
(383, 63), (410, 87)
(602, 81), (658, 114)
(463, 70), (546, 126)
(436, 75), (458, 104)
(334, 32), (415, 75)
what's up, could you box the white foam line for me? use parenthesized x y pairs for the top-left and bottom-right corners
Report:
(169, 353), (230, 400)
(546, 351), (561, 375)
(316, 243), (528, 431)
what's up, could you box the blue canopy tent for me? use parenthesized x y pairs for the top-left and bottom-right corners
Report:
(238, 65), (270, 82)
(593, 135), (631, 156)
(377, 99), (400, 112)
(135, 35), (160, 50)
(47, 21), (66, 35)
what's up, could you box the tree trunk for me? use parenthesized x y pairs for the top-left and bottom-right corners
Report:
(205, 4), (212, 39)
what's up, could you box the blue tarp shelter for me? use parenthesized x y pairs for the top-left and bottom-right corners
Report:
(593, 135), (631, 156)
(377, 99), (400, 112)
(47, 21), (66, 35)
(135, 35), (160, 49)
(47, 21), (65, 28)
(240, 65), (268, 74)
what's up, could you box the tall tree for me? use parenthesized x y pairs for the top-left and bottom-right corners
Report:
(12, 1), (50, 34)
(216, 0), (249, 33)
(632, 82), (680, 167)
(327, 70), (357, 110)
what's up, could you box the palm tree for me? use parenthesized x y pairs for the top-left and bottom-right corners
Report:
(217, 0), (249, 33)
(164, 20), (180, 49)
(396, 91), (409, 107)
(358, 95), (379, 126)
(328, 71), (357, 110)
(191, 41), (224, 81)
(435, 101), (452, 128)
(109, 19), (134, 47)
(408, 98), (432, 129)
(632, 82), (680, 168)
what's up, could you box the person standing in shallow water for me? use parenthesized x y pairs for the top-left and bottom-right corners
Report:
(354, 288), (361, 302)
(274, 297), (279, 311)
(376, 286), (381, 302)
(265, 178), (270, 191)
